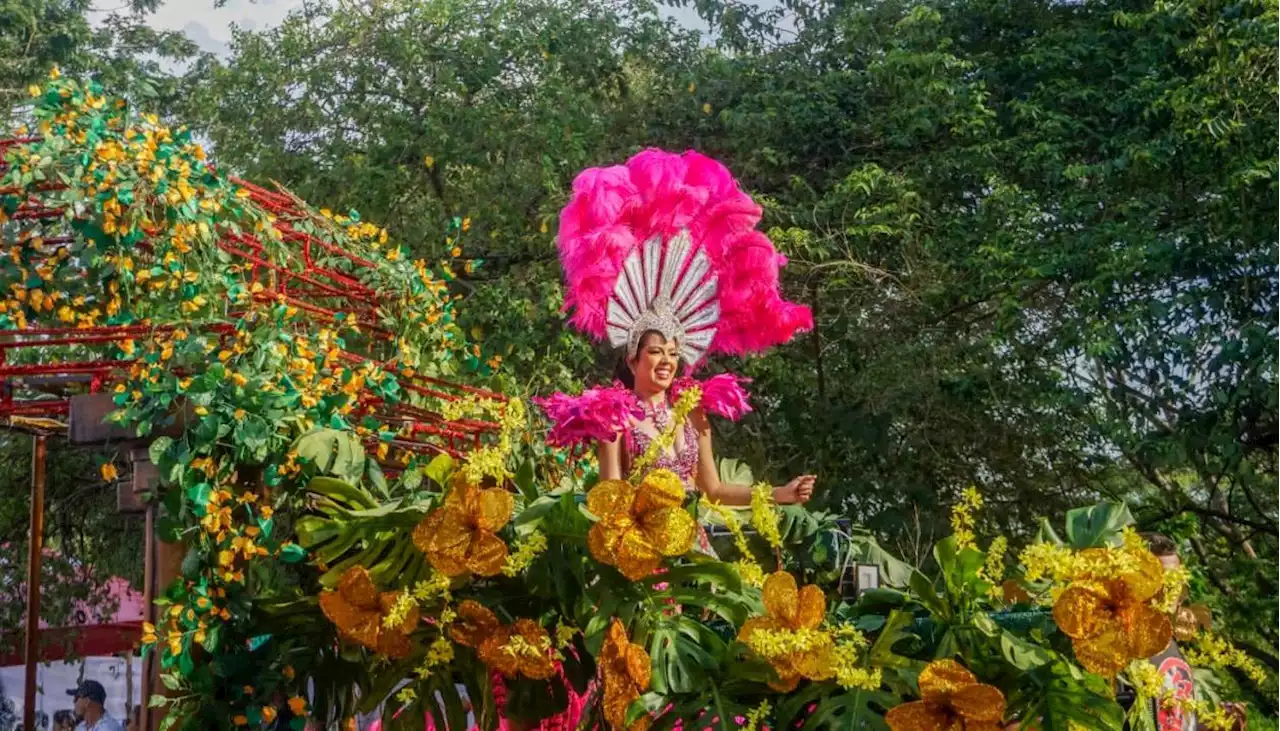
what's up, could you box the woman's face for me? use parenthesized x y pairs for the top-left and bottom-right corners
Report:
(630, 333), (679, 393)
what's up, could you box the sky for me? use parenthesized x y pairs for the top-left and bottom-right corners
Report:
(90, 0), (714, 59)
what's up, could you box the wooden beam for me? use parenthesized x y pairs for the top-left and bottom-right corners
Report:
(23, 434), (46, 731)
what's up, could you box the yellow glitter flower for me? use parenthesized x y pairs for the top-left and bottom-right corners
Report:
(738, 571), (834, 691)
(885, 659), (1005, 731)
(586, 470), (696, 580)
(412, 475), (513, 577)
(1053, 550), (1172, 677)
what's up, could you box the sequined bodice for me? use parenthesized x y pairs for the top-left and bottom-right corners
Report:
(626, 405), (699, 491)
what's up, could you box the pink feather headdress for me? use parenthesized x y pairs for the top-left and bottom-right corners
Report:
(556, 149), (812, 366)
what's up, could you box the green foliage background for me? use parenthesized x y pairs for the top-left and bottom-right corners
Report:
(0, 0), (1274, 715)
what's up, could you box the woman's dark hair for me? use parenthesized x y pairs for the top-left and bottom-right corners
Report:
(1140, 532), (1178, 557)
(613, 330), (678, 390)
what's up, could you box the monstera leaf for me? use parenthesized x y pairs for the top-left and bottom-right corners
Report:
(1063, 502), (1135, 549)
(718, 457), (755, 486)
(1009, 660), (1125, 731)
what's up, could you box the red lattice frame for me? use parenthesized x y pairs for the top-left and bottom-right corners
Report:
(0, 138), (503, 461)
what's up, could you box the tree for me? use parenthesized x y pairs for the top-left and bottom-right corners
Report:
(0, 0), (198, 120)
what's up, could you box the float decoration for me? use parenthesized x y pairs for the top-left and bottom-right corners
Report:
(2, 75), (1268, 731)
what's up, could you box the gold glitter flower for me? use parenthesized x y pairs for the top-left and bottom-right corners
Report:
(1052, 549), (1173, 676)
(737, 571), (834, 691)
(599, 619), (651, 731)
(885, 659), (1006, 731)
(449, 600), (556, 680)
(412, 475), (514, 577)
(586, 470), (696, 580)
(319, 566), (418, 658)
(1173, 603), (1212, 643)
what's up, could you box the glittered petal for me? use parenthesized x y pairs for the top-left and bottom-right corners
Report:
(1073, 627), (1131, 677)
(616, 529), (663, 580)
(588, 522), (624, 565)
(377, 630), (414, 659)
(336, 566), (379, 610)
(639, 507), (696, 557)
(963, 723), (1004, 731)
(634, 469), (685, 513)
(445, 477), (478, 512)
(762, 571), (800, 624)
(319, 591), (380, 649)
(795, 585), (827, 630)
(625, 644), (652, 689)
(604, 683), (641, 730)
(1124, 604), (1173, 659)
(794, 639), (836, 682)
(767, 676), (801, 693)
(949, 683), (1006, 722)
(1053, 586), (1110, 640)
(884, 701), (952, 731)
(587, 479), (636, 519)
(478, 632), (519, 677)
(450, 600), (500, 648)
(412, 510), (444, 557)
(918, 659), (978, 703)
(466, 530), (510, 577)
(475, 488), (514, 532)
(1122, 551), (1166, 603)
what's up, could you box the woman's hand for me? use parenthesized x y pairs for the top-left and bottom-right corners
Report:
(773, 475), (817, 504)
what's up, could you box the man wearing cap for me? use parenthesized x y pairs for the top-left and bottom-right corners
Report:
(67, 680), (123, 731)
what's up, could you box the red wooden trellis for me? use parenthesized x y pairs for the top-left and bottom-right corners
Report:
(0, 138), (505, 462)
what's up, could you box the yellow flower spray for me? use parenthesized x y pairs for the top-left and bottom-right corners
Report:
(749, 482), (783, 550)
(705, 499), (765, 588)
(629, 386), (700, 481)
(950, 486), (983, 550)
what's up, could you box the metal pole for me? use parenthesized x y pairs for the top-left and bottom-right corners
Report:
(23, 434), (47, 730)
(141, 504), (155, 731)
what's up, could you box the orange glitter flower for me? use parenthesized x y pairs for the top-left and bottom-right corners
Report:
(1052, 550), (1172, 676)
(318, 566), (418, 658)
(586, 470), (696, 580)
(599, 619), (651, 731)
(413, 476), (513, 577)
(449, 600), (555, 680)
(885, 659), (1006, 731)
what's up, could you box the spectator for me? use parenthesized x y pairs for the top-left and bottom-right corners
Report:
(65, 681), (123, 731)
(53, 710), (78, 731)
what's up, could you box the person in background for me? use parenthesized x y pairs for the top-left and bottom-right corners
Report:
(53, 710), (77, 731)
(65, 680), (123, 731)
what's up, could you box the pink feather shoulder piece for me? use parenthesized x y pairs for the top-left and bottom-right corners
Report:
(534, 374), (754, 447)
(556, 149), (813, 363)
(533, 384), (641, 448)
(672, 374), (753, 421)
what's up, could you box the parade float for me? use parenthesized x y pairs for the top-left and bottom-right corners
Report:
(0, 74), (1268, 731)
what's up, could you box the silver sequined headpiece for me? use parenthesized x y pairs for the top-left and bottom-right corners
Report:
(604, 229), (719, 365)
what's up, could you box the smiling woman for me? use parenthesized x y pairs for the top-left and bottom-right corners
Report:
(539, 149), (818, 520)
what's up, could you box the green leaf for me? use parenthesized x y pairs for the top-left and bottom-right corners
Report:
(1064, 502), (1135, 548)
(279, 543), (307, 563)
(149, 436), (174, 465)
(424, 453), (454, 487)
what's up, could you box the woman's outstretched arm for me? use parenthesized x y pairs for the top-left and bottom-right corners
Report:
(691, 408), (816, 505)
